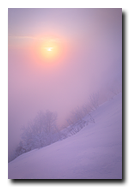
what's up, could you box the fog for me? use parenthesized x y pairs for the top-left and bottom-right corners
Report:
(8, 8), (122, 162)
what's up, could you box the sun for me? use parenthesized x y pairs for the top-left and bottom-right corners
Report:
(35, 36), (67, 64)
(29, 35), (67, 66)
(39, 39), (60, 61)
(47, 47), (53, 51)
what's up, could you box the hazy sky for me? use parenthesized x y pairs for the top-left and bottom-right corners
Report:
(8, 8), (122, 161)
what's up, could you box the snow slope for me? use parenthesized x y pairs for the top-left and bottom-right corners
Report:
(8, 93), (122, 179)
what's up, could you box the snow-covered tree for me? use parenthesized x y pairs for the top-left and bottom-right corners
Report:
(15, 110), (59, 157)
(89, 93), (99, 110)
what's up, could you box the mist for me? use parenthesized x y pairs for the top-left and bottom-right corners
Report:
(8, 8), (122, 162)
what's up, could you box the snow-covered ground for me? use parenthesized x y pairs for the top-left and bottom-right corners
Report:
(8, 92), (122, 179)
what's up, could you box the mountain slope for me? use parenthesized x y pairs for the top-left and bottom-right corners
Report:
(8, 93), (122, 179)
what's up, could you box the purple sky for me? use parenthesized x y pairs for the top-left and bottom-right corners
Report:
(8, 8), (122, 161)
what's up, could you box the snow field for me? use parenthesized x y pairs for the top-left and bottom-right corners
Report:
(8, 93), (122, 179)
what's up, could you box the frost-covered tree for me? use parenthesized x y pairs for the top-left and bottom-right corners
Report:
(72, 107), (84, 122)
(15, 141), (26, 157)
(66, 106), (85, 126)
(89, 93), (99, 110)
(43, 110), (59, 144)
(15, 110), (59, 157)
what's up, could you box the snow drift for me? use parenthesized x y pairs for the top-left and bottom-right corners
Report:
(8, 92), (122, 179)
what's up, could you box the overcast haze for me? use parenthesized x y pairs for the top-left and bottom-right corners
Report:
(8, 8), (122, 162)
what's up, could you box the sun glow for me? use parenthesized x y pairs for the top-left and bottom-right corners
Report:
(31, 36), (68, 66)
(46, 47), (53, 51)
(40, 39), (60, 62)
